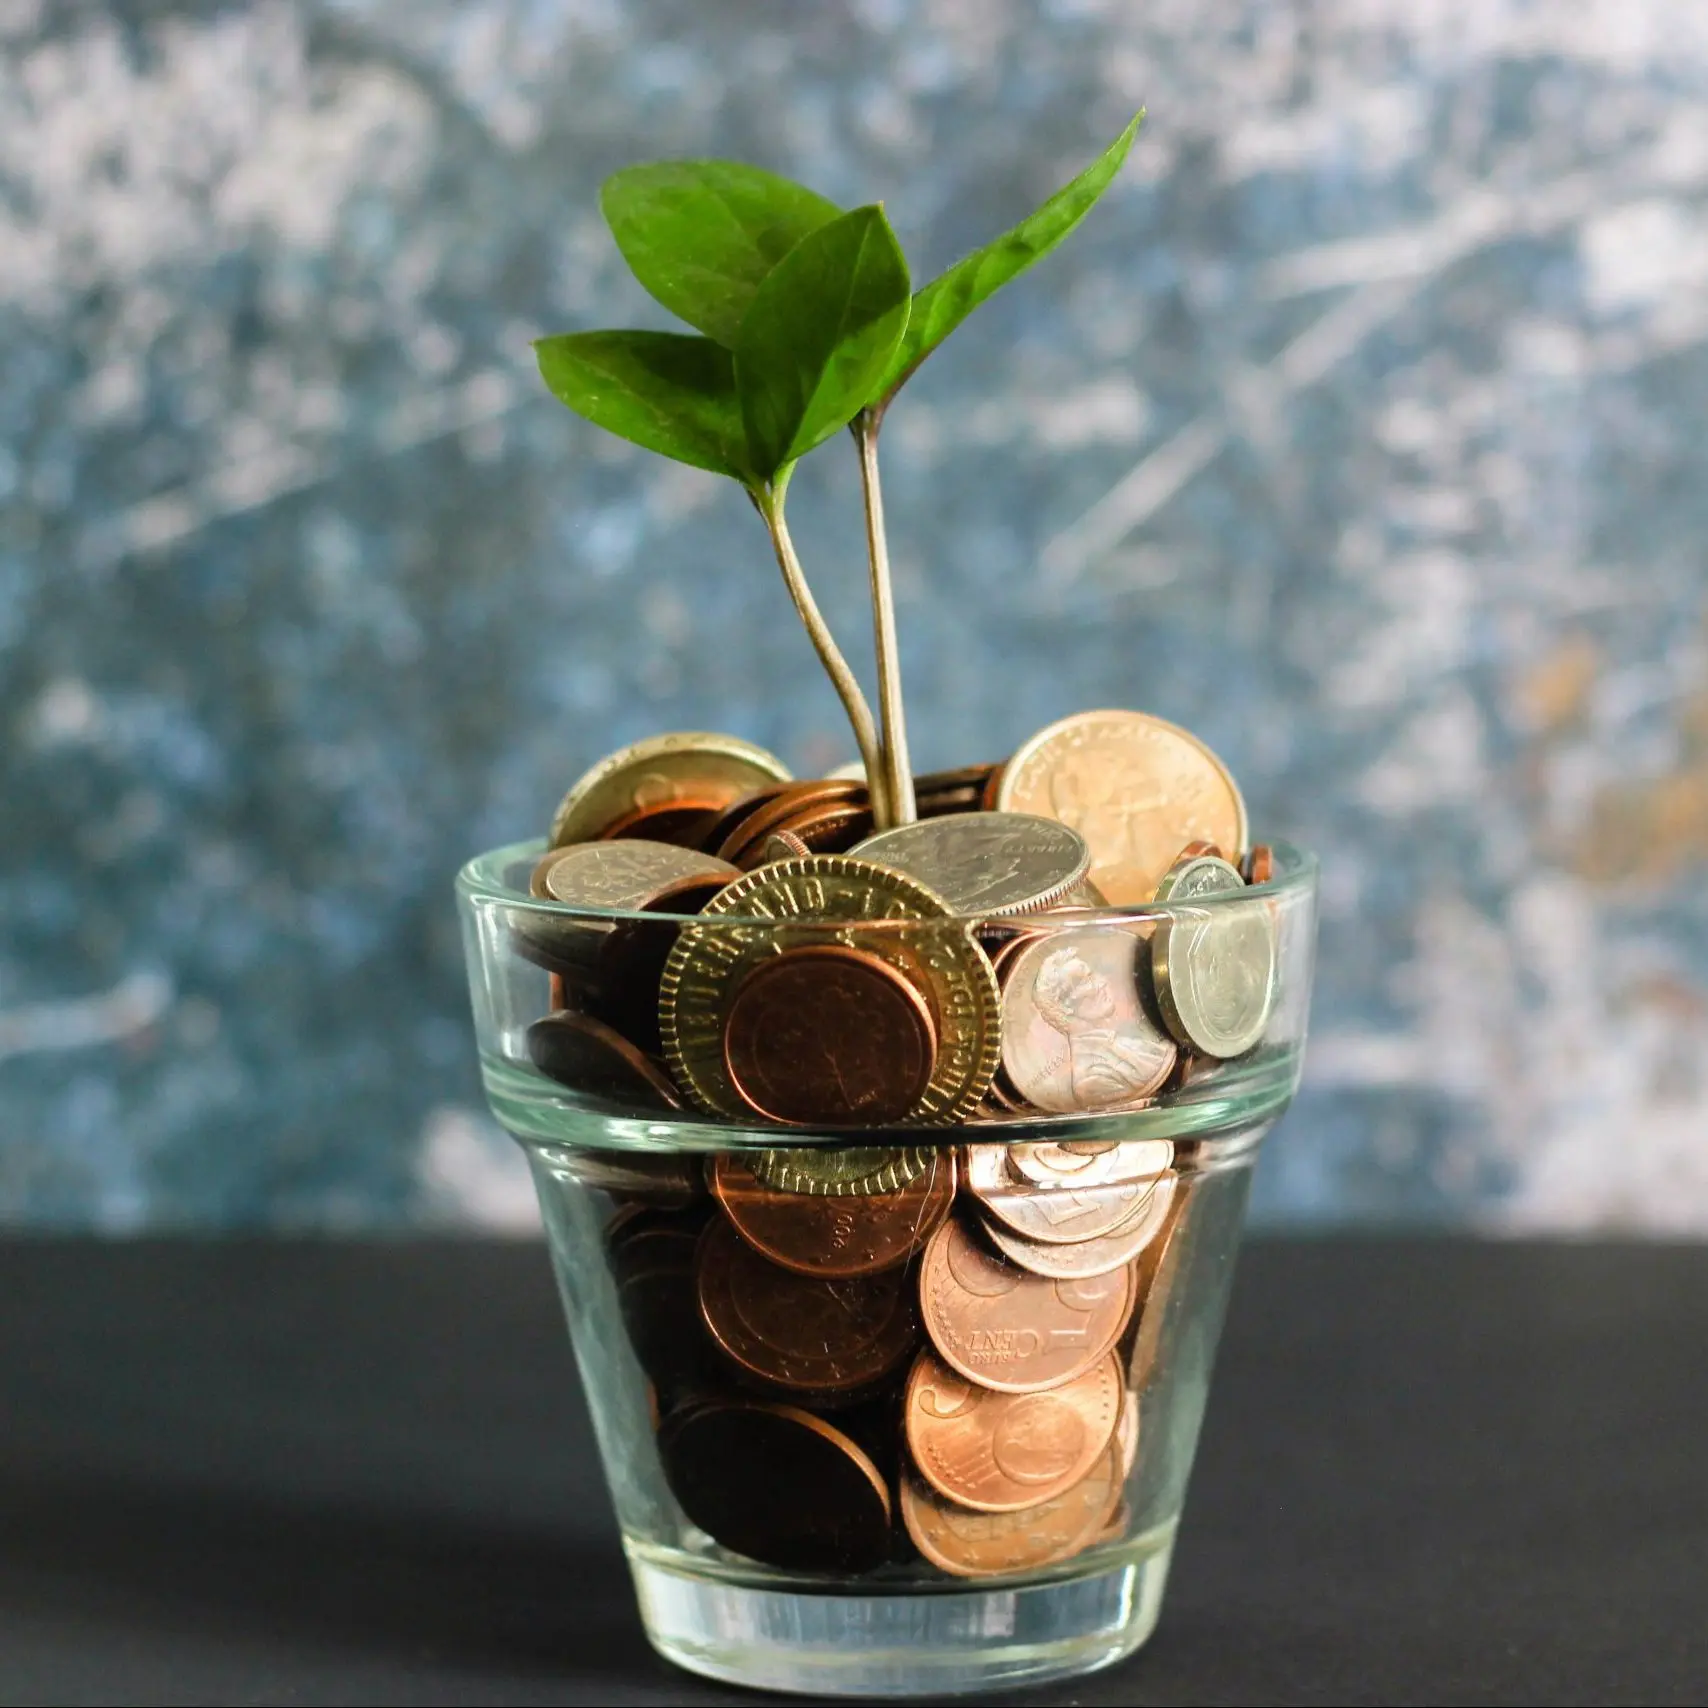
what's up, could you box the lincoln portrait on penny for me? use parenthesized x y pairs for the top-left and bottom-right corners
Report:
(1030, 946), (1167, 1107)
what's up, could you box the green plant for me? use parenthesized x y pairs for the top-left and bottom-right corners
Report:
(536, 115), (1142, 828)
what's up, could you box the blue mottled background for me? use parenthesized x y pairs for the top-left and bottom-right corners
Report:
(3, 0), (1705, 1232)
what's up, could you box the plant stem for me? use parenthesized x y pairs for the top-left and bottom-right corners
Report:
(753, 479), (889, 824)
(853, 408), (916, 825)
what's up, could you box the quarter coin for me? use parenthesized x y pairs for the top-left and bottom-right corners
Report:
(696, 1218), (917, 1399)
(659, 1401), (893, 1574)
(721, 945), (937, 1127)
(903, 1347), (1123, 1512)
(548, 731), (792, 849)
(899, 1441), (1123, 1578)
(999, 924), (1176, 1113)
(918, 1217), (1136, 1393)
(996, 710), (1246, 903)
(1151, 854), (1277, 1058)
(660, 855), (1000, 1125)
(852, 813), (1091, 917)
(710, 1149), (955, 1278)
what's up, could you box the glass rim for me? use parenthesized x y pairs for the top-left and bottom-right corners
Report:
(456, 836), (1319, 928)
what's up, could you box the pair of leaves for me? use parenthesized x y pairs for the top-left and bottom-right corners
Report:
(535, 113), (1142, 485)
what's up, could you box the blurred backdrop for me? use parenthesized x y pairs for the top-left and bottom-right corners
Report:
(3, 0), (1705, 1232)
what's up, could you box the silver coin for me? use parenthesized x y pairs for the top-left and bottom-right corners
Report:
(978, 1175), (1177, 1279)
(1009, 1139), (1174, 1190)
(852, 813), (1091, 917)
(998, 925), (1176, 1114)
(964, 1144), (1170, 1245)
(1151, 856), (1277, 1059)
(531, 839), (738, 910)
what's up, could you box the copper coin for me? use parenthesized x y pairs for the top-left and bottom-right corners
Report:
(526, 1011), (683, 1109)
(1243, 843), (1276, 886)
(979, 1177), (1177, 1281)
(692, 783), (795, 856)
(715, 780), (868, 864)
(659, 1400), (892, 1574)
(711, 1150), (955, 1278)
(595, 872), (732, 1055)
(760, 829), (812, 863)
(1126, 1180), (1193, 1393)
(600, 798), (727, 847)
(764, 800), (874, 857)
(964, 1143), (1172, 1246)
(1175, 838), (1224, 862)
(998, 923), (1176, 1113)
(903, 1347), (1123, 1512)
(919, 1216), (1136, 1393)
(696, 1218), (917, 1400)
(978, 764), (1007, 813)
(899, 1440), (1123, 1578)
(1008, 1138), (1172, 1189)
(562, 1150), (703, 1203)
(607, 1207), (721, 1403)
(721, 944), (938, 1127)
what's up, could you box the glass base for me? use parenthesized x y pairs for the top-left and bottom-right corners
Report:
(630, 1535), (1175, 1698)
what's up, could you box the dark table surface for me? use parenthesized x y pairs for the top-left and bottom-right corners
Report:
(1, 1236), (1702, 1706)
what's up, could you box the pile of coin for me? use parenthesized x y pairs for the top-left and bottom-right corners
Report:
(517, 708), (1283, 1130)
(595, 1134), (1192, 1578)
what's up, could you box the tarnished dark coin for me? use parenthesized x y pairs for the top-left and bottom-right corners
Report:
(903, 1347), (1123, 1513)
(722, 944), (938, 1126)
(557, 1148), (702, 1204)
(548, 731), (792, 848)
(760, 829), (812, 864)
(710, 1150), (955, 1278)
(606, 1206), (720, 1404)
(696, 1218), (917, 1400)
(918, 1216), (1136, 1393)
(599, 799), (727, 847)
(1243, 843), (1276, 886)
(659, 1401), (893, 1574)
(595, 871), (734, 1056)
(691, 783), (795, 857)
(526, 1011), (683, 1109)
(899, 1440), (1123, 1578)
(915, 764), (1003, 818)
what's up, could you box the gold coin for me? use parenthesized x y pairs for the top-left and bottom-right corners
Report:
(996, 710), (1247, 904)
(751, 1146), (932, 1196)
(658, 855), (1000, 1125)
(1151, 854), (1277, 1058)
(548, 731), (792, 848)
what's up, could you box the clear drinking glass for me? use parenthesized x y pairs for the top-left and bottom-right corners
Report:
(457, 840), (1316, 1697)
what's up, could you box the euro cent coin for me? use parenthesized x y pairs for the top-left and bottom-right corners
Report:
(903, 1346), (1123, 1512)
(918, 1216), (1136, 1393)
(996, 709), (1246, 903)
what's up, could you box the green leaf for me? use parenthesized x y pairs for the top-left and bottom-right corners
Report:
(735, 204), (911, 480)
(534, 330), (748, 478)
(874, 112), (1143, 405)
(601, 161), (843, 346)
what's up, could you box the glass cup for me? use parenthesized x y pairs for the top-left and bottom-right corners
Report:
(458, 840), (1316, 1697)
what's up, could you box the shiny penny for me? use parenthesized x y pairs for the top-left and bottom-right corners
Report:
(722, 944), (937, 1126)
(525, 1011), (683, 1109)
(696, 1218), (916, 1399)
(1243, 843), (1276, 886)
(1008, 1138), (1173, 1190)
(852, 813), (1092, 917)
(899, 1440), (1123, 1579)
(711, 1150), (955, 1278)
(996, 710), (1247, 904)
(918, 1216), (1136, 1393)
(1152, 854), (1277, 1058)
(904, 1346), (1123, 1512)
(661, 855), (1000, 1126)
(999, 924), (1176, 1114)
(979, 1173), (1177, 1280)
(965, 1143), (1172, 1245)
(659, 1401), (892, 1574)
(549, 730), (792, 849)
